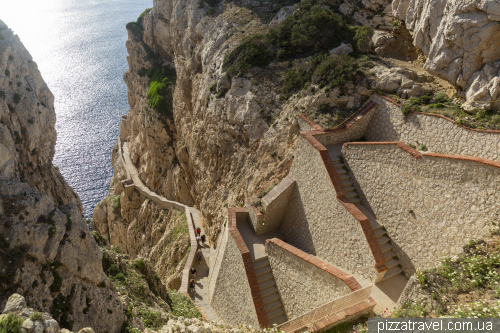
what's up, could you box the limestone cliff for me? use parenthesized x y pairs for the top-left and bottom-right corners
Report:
(0, 21), (82, 209)
(392, 0), (500, 103)
(0, 21), (125, 332)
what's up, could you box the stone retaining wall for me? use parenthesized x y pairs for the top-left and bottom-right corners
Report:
(266, 238), (361, 319)
(247, 175), (296, 235)
(279, 135), (383, 282)
(209, 208), (264, 328)
(365, 94), (500, 162)
(342, 142), (500, 276)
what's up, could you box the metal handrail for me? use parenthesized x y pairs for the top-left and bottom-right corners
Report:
(276, 285), (374, 333)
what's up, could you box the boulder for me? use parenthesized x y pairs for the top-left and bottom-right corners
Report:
(2, 293), (26, 314)
(329, 43), (353, 56)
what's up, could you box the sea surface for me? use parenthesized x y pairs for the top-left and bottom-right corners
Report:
(2, 0), (152, 218)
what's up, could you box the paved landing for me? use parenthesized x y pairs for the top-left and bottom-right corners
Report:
(237, 218), (284, 261)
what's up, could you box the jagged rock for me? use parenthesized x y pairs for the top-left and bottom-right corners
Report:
(392, 0), (500, 103)
(269, 5), (296, 27)
(2, 293), (26, 313)
(131, 317), (145, 331)
(371, 30), (395, 54)
(329, 43), (353, 56)
(0, 24), (81, 209)
(77, 328), (95, 333)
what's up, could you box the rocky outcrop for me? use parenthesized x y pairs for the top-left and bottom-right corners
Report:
(0, 21), (125, 332)
(392, 0), (500, 104)
(1, 294), (96, 333)
(0, 21), (82, 210)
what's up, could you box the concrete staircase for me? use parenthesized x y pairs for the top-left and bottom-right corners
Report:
(253, 257), (288, 326)
(331, 153), (404, 281)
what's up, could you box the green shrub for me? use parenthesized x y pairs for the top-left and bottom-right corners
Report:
(492, 114), (500, 124)
(146, 65), (176, 117)
(223, 36), (269, 77)
(50, 271), (63, 292)
(29, 312), (42, 321)
(265, 0), (347, 58)
(13, 94), (21, 103)
(311, 54), (358, 88)
(401, 103), (420, 115)
(111, 194), (121, 212)
(433, 92), (449, 104)
(137, 68), (147, 77)
(353, 26), (374, 52)
(48, 226), (56, 238)
(126, 8), (152, 41)
(0, 313), (23, 333)
(134, 259), (146, 271)
(0, 91), (5, 98)
(167, 290), (201, 318)
(215, 89), (227, 99)
(5, 69), (10, 77)
(14, 131), (22, 144)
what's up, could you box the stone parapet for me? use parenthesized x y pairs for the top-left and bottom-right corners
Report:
(366, 94), (500, 162)
(266, 238), (362, 319)
(247, 175), (296, 235)
(342, 142), (500, 276)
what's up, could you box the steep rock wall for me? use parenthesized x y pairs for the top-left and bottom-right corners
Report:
(392, 0), (500, 102)
(0, 22), (124, 332)
(0, 22), (82, 210)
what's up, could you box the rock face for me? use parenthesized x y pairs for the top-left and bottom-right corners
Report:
(1, 293), (96, 333)
(0, 21), (125, 332)
(392, 0), (500, 103)
(0, 21), (82, 209)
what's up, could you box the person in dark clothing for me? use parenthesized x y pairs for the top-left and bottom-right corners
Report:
(201, 234), (206, 245)
(190, 267), (197, 278)
(189, 279), (196, 293)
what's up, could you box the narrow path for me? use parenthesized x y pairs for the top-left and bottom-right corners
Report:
(189, 207), (221, 322)
(120, 141), (220, 322)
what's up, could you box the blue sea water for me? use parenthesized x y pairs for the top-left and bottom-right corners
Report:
(1, 0), (152, 218)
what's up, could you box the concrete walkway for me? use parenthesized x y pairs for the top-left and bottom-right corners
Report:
(188, 207), (221, 322)
(237, 218), (284, 261)
(121, 142), (220, 322)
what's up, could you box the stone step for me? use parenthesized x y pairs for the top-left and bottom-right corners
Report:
(256, 272), (274, 283)
(333, 162), (344, 168)
(380, 243), (393, 253)
(350, 197), (361, 204)
(262, 292), (280, 305)
(341, 179), (353, 186)
(345, 191), (357, 199)
(344, 185), (356, 192)
(253, 259), (270, 270)
(269, 314), (287, 326)
(336, 168), (347, 175)
(374, 229), (386, 238)
(264, 300), (283, 312)
(383, 266), (403, 281)
(258, 278), (276, 290)
(377, 236), (390, 245)
(338, 173), (350, 181)
(385, 258), (399, 269)
(254, 265), (271, 277)
(253, 256), (269, 264)
(266, 307), (284, 320)
(354, 203), (381, 229)
(384, 250), (396, 260)
(260, 285), (279, 297)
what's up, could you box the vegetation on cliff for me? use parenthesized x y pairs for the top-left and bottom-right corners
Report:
(394, 227), (500, 318)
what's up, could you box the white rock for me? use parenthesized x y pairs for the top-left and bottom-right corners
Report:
(2, 294), (26, 314)
(44, 319), (60, 333)
(269, 5), (296, 27)
(329, 43), (353, 56)
(78, 328), (95, 333)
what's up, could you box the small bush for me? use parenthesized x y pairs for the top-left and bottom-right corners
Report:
(14, 131), (22, 144)
(29, 312), (42, 321)
(126, 8), (152, 41)
(5, 69), (10, 77)
(50, 271), (63, 292)
(0, 313), (23, 333)
(401, 103), (420, 115)
(134, 259), (146, 271)
(492, 114), (500, 124)
(111, 194), (121, 212)
(146, 65), (176, 117)
(223, 36), (269, 77)
(353, 26), (374, 52)
(137, 68), (147, 77)
(48, 226), (56, 238)
(167, 290), (202, 318)
(215, 89), (227, 99)
(14, 94), (21, 103)
(0, 91), (5, 98)
(433, 92), (449, 104)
